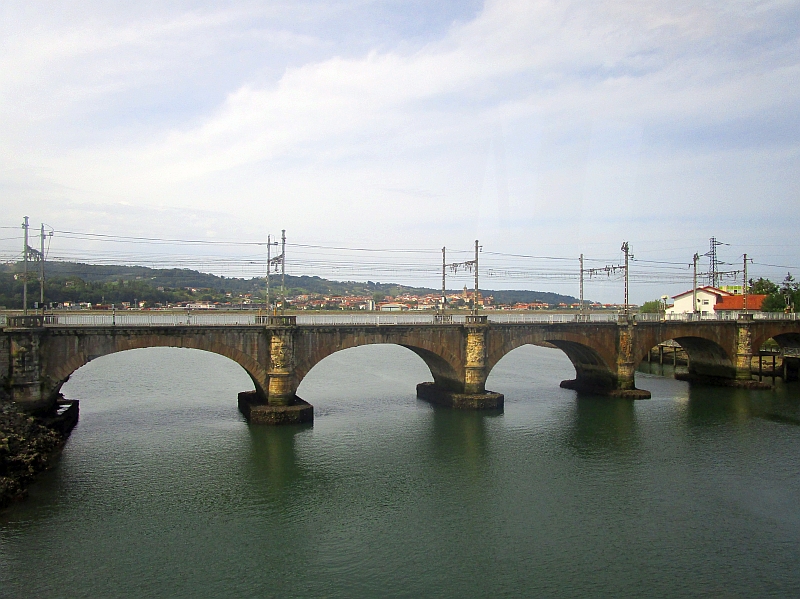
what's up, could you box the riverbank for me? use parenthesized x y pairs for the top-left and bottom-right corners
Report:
(0, 400), (78, 510)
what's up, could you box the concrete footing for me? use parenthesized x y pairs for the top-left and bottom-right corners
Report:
(238, 390), (314, 425)
(416, 382), (504, 410)
(40, 398), (80, 435)
(674, 373), (773, 390)
(560, 379), (651, 399)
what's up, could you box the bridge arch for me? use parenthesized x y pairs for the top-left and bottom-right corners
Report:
(295, 343), (438, 398)
(633, 326), (736, 381)
(40, 330), (270, 401)
(750, 325), (800, 383)
(750, 324), (800, 357)
(292, 329), (463, 392)
(486, 328), (619, 392)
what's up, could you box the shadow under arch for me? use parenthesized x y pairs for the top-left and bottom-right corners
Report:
(548, 339), (617, 392)
(636, 335), (735, 383)
(486, 334), (618, 394)
(753, 332), (800, 383)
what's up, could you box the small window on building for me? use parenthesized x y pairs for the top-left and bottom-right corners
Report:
(702, 299), (709, 305)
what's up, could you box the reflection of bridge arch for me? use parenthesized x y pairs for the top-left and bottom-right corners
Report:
(293, 329), (463, 392)
(39, 328), (270, 401)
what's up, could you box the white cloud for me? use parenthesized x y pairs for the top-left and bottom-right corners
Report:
(1, 0), (798, 300)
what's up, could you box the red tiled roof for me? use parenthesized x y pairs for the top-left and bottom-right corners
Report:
(714, 294), (767, 311)
(672, 286), (730, 300)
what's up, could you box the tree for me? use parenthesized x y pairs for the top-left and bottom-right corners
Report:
(639, 300), (664, 313)
(760, 273), (800, 312)
(748, 277), (778, 295)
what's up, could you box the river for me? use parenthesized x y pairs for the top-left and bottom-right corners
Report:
(1, 344), (799, 598)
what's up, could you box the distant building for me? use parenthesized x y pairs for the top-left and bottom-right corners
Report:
(666, 286), (766, 315)
(719, 285), (743, 295)
(186, 302), (216, 309)
(714, 294), (767, 312)
(379, 303), (408, 312)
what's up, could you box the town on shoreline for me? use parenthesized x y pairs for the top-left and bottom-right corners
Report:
(32, 286), (623, 313)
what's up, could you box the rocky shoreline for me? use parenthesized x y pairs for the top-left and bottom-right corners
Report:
(0, 399), (78, 510)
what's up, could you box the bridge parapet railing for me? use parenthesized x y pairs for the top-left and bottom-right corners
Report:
(4, 310), (799, 328)
(21, 312), (259, 326)
(642, 311), (800, 322)
(486, 313), (619, 324)
(4, 315), (58, 327)
(752, 311), (800, 321)
(296, 314), (446, 325)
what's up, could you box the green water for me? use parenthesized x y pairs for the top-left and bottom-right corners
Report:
(2, 345), (799, 598)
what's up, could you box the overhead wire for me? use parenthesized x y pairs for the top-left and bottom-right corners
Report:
(0, 225), (796, 299)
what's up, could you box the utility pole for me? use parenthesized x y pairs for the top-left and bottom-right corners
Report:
(441, 247), (446, 314)
(583, 254), (627, 314)
(709, 237), (717, 287)
(40, 223), (45, 315)
(266, 234), (271, 313)
(281, 229), (286, 315)
(266, 231), (285, 315)
(442, 243), (478, 313)
(579, 253), (584, 315)
(743, 253), (752, 312)
(621, 241), (631, 316)
(22, 216), (29, 315)
(706, 237), (725, 287)
(473, 239), (479, 315)
(692, 253), (699, 315)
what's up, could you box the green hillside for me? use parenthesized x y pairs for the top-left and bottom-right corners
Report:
(0, 261), (579, 308)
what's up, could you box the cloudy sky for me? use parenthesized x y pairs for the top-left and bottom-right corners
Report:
(1, 1), (798, 301)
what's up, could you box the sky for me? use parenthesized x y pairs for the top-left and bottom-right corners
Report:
(1, 0), (798, 303)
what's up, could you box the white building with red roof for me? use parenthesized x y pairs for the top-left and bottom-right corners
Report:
(666, 286), (767, 315)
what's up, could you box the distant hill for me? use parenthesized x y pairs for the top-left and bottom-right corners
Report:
(0, 261), (580, 307)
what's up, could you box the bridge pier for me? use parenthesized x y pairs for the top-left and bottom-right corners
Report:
(669, 317), (771, 390)
(785, 357), (800, 382)
(613, 322), (647, 397)
(240, 318), (313, 425)
(559, 321), (650, 399)
(735, 317), (755, 383)
(417, 317), (503, 410)
(1, 327), (58, 413)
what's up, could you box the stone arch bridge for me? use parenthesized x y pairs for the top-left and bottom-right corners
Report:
(2, 315), (799, 424)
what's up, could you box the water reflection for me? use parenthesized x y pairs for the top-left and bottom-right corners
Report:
(684, 385), (752, 427)
(567, 395), (639, 455)
(683, 381), (800, 428)
(637, 361), (689, 378)
(246, 423), (311, 489)
(427, 405), (499, 473)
